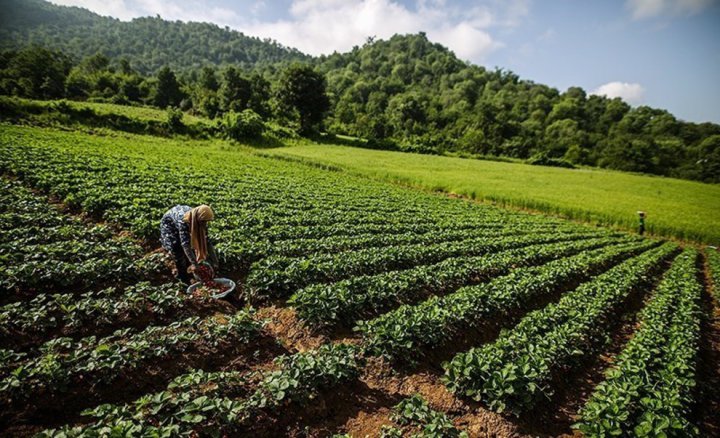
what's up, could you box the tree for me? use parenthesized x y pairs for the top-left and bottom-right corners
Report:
(695, 134), (720, 182)
(276, 64), (330, 135)
(199, 66), (219, 91)
(154, 66), (183, 108)
(219, 66), (251, 113)
(1, 47), (71, 98)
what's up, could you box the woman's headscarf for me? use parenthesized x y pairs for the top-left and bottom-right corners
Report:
(183, 205), (215, 262)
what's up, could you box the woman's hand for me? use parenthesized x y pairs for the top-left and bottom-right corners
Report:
(187, 264), (198, 274)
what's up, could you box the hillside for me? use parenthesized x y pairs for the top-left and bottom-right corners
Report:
(0, 0), (308, 73)
(316, 34), (720, 183)
(1, 122), (718, 436)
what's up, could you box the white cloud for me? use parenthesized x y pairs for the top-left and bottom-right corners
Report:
(240, 0), (525, 62)
(591, 81), (645, 104)
(626, 0), (716, 19)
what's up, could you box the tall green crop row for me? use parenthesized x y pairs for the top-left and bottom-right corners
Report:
(575, 249), (702, 437)
(39, 344), (362, 437)
(360, 240), (660, 362)
(442, 243), (676, 414)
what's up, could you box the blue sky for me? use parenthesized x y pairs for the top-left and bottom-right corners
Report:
(52, 0), (720, 123)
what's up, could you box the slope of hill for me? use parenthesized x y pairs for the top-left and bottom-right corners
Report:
(316, 33), (720, 183)
(0, 122), (717, 437)
(0, 0), (308, 73)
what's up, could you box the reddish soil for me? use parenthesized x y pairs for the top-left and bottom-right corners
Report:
(256, 304), (329, 352)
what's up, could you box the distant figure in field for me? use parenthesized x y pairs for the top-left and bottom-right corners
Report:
(160, 204), (218, 284)
(637, 211), (646, 236)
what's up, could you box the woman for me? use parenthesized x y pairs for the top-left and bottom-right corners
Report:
(160, 204), (218, 284)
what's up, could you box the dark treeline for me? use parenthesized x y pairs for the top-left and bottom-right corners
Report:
(0, 0), (718, 183)
(0, 46), (329, 138)
(0, 0), (308, 74)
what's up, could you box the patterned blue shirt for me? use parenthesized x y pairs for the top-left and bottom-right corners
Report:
(160, 205), (196, 264)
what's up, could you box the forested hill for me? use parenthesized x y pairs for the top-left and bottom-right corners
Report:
(317, 34), (719, 182)
(0, 0), (308, 73)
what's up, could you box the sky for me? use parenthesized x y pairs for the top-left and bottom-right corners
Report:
(50, 0), (720, 124)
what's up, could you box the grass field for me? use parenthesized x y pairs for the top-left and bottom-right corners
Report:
(264, 143), (720, 244)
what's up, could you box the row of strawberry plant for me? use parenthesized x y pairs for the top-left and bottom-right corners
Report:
(442, 243), (677, 415)
(0, 282), (212, 350)
(0, 183), (113, 246)
(0, 138), (500, 243)
(220, 208), (572, 245)
(247, 231), (604, 298)
(1, 129), (592, 267)
(575, 249), (702, 437)
(222, 220), (574, 267)
(0, 310), (260, 404)
(0, 180), (163, 298)
(706, 249), (720, 300)
(380, 394), (466, 438)
(291, 236), (628, 327)
(360, 239), (661, 362)
(39, 343), (362, 437)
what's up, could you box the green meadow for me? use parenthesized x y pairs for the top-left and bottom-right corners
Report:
(264, 143), (720, 244)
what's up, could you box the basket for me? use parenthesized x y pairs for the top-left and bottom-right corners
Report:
(186, 278), (236, 299)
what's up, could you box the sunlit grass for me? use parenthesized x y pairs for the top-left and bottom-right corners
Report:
(265, 143), (720, 244)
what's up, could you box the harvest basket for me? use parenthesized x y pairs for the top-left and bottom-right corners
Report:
(187, 278), (236, 299)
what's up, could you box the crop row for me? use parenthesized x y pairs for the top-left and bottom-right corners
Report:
(0, 282), (205, 349)
(0, 310), (260, 404)
(0, 179), (162, 298)
(0, 129), (598, 274)
(291, 236), (628, 327)
(39, 343), (362, 437)
(442, 243), (677, 415)
(707, 249), (720, 300)
(575, 249), (702, 437)
(221, 220), (576, 268)
(246, 231), (605, 298)
(380, 394), (466, 438)
(0, 138), (517, 236)
(358, 239), (660, 362)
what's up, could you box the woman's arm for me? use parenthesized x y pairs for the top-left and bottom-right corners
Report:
(178, 224), (197, 265)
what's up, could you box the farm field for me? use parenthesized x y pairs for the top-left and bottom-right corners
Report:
(264, 143), (720, 244)
(1, 123), (719, 437)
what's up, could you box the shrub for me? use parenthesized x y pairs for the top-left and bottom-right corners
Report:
(166, 107), (184, 133)
(220, 109), (265, 140)
(527, 152), (575, 169)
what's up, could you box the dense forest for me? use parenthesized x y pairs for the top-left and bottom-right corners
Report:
(0, 0), (718, 183)
(0, 0), (308, 73)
